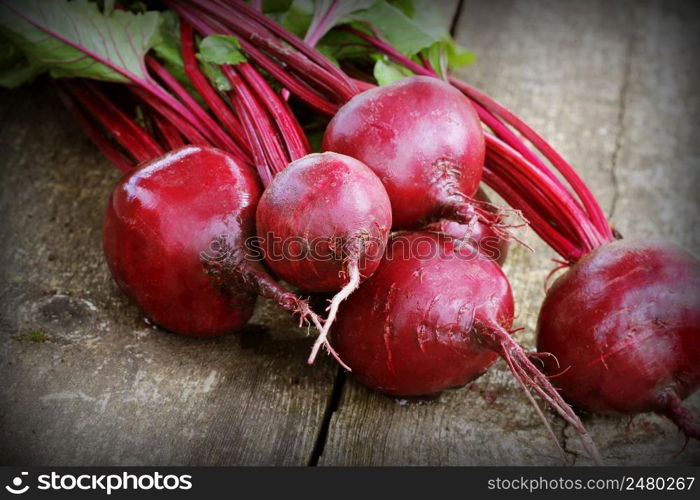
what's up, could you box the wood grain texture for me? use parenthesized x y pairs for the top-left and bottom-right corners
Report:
(318, 0), (700, 465)
(0, 0), (699, 467)
(0, 87), (336, 466)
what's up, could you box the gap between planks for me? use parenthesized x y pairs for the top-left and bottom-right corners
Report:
(306, 0), (465, 465)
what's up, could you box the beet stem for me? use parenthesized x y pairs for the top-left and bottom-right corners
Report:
(221, 0), (357, 98)
(171, 0), (341, 115)
(450, 78), (613, 241)
(236, 62), (311, 165)
(65, 81), (165, 163)
(477, 321), (604, 465)
(341, 26), (614, 258)
(304, 0), (340, 47)
(146, 56), (238, 152)
(55, 83), (136, 172)
(308, 259), (360, 367)
(149, 111), (186, 150)
(222, 65), (287, 185)
(130, 87), (211, 146)
(486, 133), (605, 252)
(482, 166), (582, 261)
(180, 21), (251, 158)
(170, 0), (356, 101)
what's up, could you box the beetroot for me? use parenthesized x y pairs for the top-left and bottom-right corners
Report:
(333, 232), (601, 463)
(322, 76), (486, 229)
(104, 146), (319, 337)
(462, 107), (700, 437)
(256, 152), (391, 292)
(256, 152), (392, 362)
(537, 239), (700, 437)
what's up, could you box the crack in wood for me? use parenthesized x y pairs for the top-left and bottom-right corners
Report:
(308, 368), (346, 466)
(609, 32), (635, 220)
(450, 0), (465, 37)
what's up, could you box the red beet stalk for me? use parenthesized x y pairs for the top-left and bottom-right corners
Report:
(180, 21), (250, 158)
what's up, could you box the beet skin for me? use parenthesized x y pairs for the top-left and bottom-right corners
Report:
(537, 239), (700, 437)
(103, 146), (259, 337)
(323, 76), (485, 229)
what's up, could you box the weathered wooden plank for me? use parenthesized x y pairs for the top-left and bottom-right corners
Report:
(0, 86), (336, 465)
(319, 0), (700, 465)
(559, 0), (700, 459)
(607, 1), (700, 252)
(1, 0), (698, 467)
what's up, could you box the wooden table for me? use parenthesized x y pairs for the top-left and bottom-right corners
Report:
(1, 0), (698, 465)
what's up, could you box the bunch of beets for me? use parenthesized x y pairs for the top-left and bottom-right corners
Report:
(3, 0), (698, 464)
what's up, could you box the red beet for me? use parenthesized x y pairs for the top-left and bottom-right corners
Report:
(257, 152), (391, 291)
(104, 146), (319, 337)
(333, 232), (601, 463)
(256, 152), (392, 363)
(423, 188), (509, 265)
(537, 239), (700, 437)
(322, 76), (486, 229)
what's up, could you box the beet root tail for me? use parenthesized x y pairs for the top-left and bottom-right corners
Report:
(299, 300), (350, 370)
(445, 199), (532, 252)
(659, 391), (700, 440)
(201, 235), (350, 367)
(307, 259), (360, 369)
(478, 322), (603, 465)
